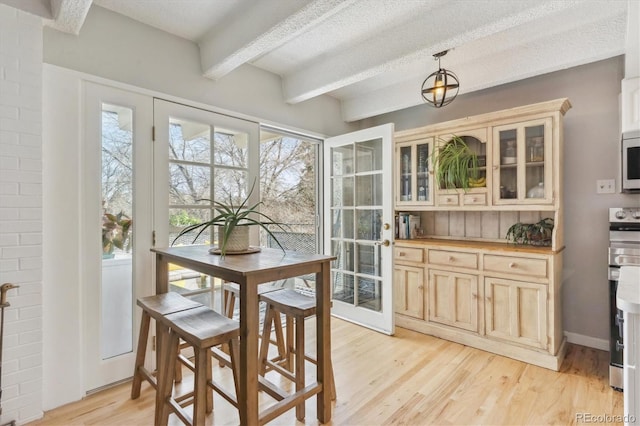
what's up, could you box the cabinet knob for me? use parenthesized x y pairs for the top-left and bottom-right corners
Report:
(448, 256), (454, 262)
(418, 285), (423, 290)
(509, 262), (516, 268)
(398, 252), (406, 257)
(493, 165), (499, 170)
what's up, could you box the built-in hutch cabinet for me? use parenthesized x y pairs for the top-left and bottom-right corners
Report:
(393, 99), (571, 371)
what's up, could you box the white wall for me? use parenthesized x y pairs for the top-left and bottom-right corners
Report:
(41, 66), (82, 410)
(0, 4), (43, 424)
(361, 56), (639, 347)
(43, 4), (354, 138)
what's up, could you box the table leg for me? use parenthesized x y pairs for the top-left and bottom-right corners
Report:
(154, 255), (169, 371)
(316, 260), (332, 423)
(238, 278), (259, 425)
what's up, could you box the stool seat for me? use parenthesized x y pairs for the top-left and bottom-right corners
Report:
(259, 289), (316, 317)
(162, 306), (240, 347)
(137, 291), (202, 318)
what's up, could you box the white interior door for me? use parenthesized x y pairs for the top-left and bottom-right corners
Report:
(152, 99), (259, 305)
(324, 124), (395, 335)
(83, 83), (153, 392)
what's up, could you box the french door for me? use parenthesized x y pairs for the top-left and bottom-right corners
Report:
(324, 124), (395, 335)
(152, 99), (260, 305)
(83, 83), (153, 392)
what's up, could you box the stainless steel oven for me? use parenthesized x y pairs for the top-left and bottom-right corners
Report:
(609, 207), (640, 390)
(622, 130), (640, 193)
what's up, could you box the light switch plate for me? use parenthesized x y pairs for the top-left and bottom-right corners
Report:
(596, 179), (615, 194)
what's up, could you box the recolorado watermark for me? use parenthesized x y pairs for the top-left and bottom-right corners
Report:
(576, 412), (637, 423)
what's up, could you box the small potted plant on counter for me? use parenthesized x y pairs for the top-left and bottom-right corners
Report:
(505, 217), (554, 246)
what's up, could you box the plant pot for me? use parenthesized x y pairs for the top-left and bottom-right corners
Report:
(219, 226), (250, 253)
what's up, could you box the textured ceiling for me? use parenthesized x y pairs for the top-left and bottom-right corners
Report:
(23, 0), (637, 122)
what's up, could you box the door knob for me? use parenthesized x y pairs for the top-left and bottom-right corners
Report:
(383, 223), (390, 230)
(375, 240), (390, 247)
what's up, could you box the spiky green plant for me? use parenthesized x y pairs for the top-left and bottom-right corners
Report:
(433, 136), (480, 190)
(171, 181), (288, 256)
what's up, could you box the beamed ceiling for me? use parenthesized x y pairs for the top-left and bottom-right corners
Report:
(4, 0), (638, 122)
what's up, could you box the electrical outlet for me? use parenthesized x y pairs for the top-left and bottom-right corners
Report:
(596, 179), (615, 194)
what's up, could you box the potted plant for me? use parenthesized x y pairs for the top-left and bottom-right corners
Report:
(433, 135), (481, 190)
(102, 211), (133, 258)
(172, 183), (288, 256)
(505, 217), (554, 246)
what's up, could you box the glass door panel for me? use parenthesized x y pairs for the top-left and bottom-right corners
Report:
(524, 124), (546, 199)
(101, 104), (134, 360)
(416, 142), (430, 201)
(399, 145), (412, 202)
(325, 124), (394, 335)
(497, 128), (518, 200)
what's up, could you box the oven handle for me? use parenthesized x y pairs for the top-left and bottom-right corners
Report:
(615, 255), (640, 266)
(616, 312), (624, 337)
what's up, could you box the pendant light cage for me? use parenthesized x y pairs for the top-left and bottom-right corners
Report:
(421, 50), (459, 108)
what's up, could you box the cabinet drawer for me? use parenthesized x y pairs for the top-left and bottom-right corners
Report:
(395, 246), (424, 263)
(428, 249), (478, 269)
(484, 254), (548, 279)
(437, 194), (459, 206)
(462, 193), (487, 206)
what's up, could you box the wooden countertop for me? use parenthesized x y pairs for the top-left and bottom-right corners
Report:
(395, 237), (564, 255)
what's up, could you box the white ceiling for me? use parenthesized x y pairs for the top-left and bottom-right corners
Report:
(6, 0), (636, 122)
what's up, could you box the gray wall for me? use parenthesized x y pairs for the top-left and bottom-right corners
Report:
(361, 56), (639, 343)
(43, 5), (354, 137)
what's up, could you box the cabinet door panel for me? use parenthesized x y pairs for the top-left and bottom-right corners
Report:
(485, 277), (547, 349)
(393, 265), (424, 319)
(429, 269), (478, 332)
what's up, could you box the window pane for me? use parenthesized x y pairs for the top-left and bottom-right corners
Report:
(355, 138), (382, 173)
(169, 164), (211, 205)
(214, 128), (248, 168)
(101, 103), (133, 360)
(169, 117), (210, 163)
(213, 169), (248, 205)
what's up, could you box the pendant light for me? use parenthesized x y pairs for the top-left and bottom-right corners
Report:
(421, 50), (459, 108)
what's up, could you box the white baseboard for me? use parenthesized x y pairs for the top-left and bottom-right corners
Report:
(564, 331), (610, 351)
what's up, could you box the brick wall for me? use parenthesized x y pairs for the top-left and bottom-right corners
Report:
(0, 4), (43, 424)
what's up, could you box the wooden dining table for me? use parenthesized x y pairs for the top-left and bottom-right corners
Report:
(151, 245), (336, 425)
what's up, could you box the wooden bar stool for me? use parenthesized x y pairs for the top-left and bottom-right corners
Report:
(157, 305), (241, 426)
(131, 292), (202, 399)
(258, 289), (336, 422)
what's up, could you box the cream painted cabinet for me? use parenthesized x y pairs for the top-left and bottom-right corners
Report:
(393, 264), (425, 319)
(392, 99), (570, 371)
(484, 277), (548, 349)
(428, 269), (478, 332)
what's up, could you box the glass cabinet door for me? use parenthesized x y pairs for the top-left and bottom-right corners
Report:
(493, 118), (552, 204)
(396, 138), (433, 205)
(399, 145), (412, 202)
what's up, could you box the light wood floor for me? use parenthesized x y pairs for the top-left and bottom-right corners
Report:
(29, 318), (623, 425)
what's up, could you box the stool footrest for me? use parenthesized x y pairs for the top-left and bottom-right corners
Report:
(258, 383), (322, 425)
